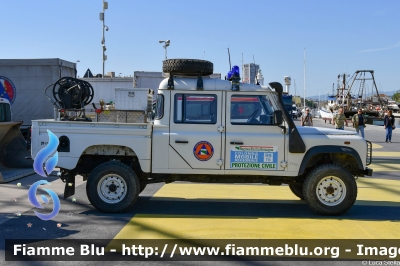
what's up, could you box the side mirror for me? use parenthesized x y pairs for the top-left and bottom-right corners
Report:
(274, 110), (283, 125)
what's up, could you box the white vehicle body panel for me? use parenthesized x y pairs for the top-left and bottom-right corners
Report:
(31, 120), (152, 171)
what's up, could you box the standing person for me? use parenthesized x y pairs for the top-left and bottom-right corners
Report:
(384, 110), (395, 143)
(332, 107), (348, 130)
(301, 108), (313, 126)
(352, 109), (367, 138)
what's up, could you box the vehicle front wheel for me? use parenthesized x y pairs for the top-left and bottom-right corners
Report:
(303, 164), (357, 215)
(86, 161), (140, 213)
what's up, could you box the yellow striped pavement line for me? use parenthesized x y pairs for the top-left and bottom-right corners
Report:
(372, 151), (400, 157)
(369, 164), (400, 172)
(371, 142), (383, 149)
(369, 150), (400, 171)
(112, 178), (400, 240)
(369, 155), (400, 172)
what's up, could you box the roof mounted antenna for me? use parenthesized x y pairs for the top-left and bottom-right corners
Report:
(225, 48), (232, 80)
(227, 48), (232, 70)
(254, 55), (259, 85)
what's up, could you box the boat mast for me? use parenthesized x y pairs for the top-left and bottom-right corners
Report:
(342, 74), (346, 110)
(241, 53), (243, 82)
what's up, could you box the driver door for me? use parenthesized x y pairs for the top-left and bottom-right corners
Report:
(225, 92), (286, 173)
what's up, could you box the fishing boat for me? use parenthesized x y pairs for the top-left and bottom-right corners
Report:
(323, 71), (385, 118)
(388, 103), (400, 113)
(319, 108), (334, 119)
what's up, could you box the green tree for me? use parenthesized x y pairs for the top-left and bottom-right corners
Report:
(305, 99), (318, 108)
(392, 90), (400, 102)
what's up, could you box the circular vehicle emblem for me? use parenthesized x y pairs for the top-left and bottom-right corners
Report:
(0, 76), (16, 104)
(193, 141), (214, 161)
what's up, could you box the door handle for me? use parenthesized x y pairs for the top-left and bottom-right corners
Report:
(175, 140), (188, 143)
(230, 142), (243, 145)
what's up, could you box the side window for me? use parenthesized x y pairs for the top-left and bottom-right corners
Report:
(154, 94), (164, 119)
(231, 95), (275, 125)
(174, 94), (217, 124)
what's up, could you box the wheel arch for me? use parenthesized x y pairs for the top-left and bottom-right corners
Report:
(298, 146), (363, 176)
(72, 145), (148, 176)
(82, 144), (137, 157)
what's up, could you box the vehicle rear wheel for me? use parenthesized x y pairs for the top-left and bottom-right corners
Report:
(86, 160), (139, 213)
(162, 59), (213, 76)
(303, 164), (357, 215)
(289, 183), (304, 199)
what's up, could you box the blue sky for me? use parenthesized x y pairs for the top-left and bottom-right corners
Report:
(1, 0), (399, 97)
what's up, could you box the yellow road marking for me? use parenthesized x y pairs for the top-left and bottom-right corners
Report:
(369, 160), (400, 172)
(368, 152), (400, 171)
(112, 178), (400, 240)
(369, 166), (400, 172)
(151, 179), (400, 204)
(371, 142), (383, 149)
(372, 151), (400, 157)
(113, 214), (400, 239)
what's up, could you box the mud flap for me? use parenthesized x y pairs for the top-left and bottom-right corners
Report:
(63, 173), (75, 199)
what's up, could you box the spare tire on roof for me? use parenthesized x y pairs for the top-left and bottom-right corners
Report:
(163, 59), (213, 76)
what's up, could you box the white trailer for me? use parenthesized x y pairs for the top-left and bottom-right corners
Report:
(0, 59), (76, 132)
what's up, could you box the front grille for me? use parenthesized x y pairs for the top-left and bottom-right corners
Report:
(366, 140), (372, 165)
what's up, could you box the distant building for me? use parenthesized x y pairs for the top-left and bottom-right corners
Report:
(0, 58), (75, 128)
(134, 71), (164, 94)
(293, 96), (302, 105)
(81, 76), (134, 105)
(210, 73), (221, 79)
(133, 71), (221, 95)
(82, 71), (222, 105)
(242, 63), (259, 84)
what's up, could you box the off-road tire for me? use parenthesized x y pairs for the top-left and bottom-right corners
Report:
(289, 183), (304, 199)
(163, 59), (213, 76)
(303, 164), (357, 216)
(86, 160), (139, 213)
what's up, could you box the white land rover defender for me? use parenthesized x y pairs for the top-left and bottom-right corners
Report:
(31, 59), (372, 216)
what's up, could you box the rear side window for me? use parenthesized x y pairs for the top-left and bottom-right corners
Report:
(174, 94), (217, 124)
(155, 94), (164, 119)
(0, 103), (11, 122)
